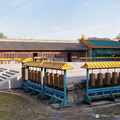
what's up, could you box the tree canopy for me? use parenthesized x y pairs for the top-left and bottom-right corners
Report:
(116, 34), (120, 39)
(0, 33), (7, 39)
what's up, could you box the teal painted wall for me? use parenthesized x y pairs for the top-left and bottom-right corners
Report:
(92, 48), (120, 57)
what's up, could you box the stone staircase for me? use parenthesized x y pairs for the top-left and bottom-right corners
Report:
(0, 63), (22, 90)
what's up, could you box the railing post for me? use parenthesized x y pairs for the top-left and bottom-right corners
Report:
(60, 70), (70, 107)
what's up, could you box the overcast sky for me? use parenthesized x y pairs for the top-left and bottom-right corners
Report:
(0, 0), (120, 40)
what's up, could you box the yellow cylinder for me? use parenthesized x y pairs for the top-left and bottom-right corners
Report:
(59, 75), (64, 90)
(97, 73), (103, 86)
(105, 73), (111, 85)
(50, 73), (54, 87)
(90, 73), (95, 87)
(45, 72), (50, 86)
(54, 74), (59, 88)
(112, 72), (118, 85)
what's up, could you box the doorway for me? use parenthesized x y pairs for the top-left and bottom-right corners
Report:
(33, 53), (38, 61)
(67, 53), (71, 62)
(33, 53), (38, 57)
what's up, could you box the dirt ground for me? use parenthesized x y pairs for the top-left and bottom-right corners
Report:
(0, 89), (120, 120)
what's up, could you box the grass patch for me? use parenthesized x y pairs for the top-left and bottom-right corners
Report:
(0, 109), (16, 119)
(0, 92), (47, 120)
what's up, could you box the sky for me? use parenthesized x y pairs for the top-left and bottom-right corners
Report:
(0, 0), (120, 40)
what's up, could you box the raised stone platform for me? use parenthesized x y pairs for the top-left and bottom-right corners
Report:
(0, 62), (22, 90)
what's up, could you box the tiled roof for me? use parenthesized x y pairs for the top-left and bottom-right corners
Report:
(80, 37), (120, 50)
(0, 41), (87, 51)
(86, 40), (120, 47)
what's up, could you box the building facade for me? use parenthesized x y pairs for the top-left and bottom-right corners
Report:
(80, 36), (120, 57)
(0, 39), (87, 62)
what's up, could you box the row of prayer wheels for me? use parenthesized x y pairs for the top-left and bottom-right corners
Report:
(28, 70), (41, 83)
(22, 69), (41, 84)
(22, 68), (64, 90)
(90, 72), (120, 88)
(45, 72), (64, 90)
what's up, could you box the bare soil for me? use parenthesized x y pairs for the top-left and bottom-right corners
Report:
(0, 89), (120, 120)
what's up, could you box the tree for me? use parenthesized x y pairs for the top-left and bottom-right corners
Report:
(0, 33), (7, 39)
(116, 34), (120, 39)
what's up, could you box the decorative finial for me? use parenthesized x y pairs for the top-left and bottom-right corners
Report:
(82, 35), (85, 39)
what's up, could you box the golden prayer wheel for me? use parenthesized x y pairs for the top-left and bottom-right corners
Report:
(112, 72), (118, 85)
(32, 70), (35, 82)
(105, 73), (111, 86)
(50, 73), (54, 87)
(37, 71), (41, 84)
(22, 67), (25, 81)
(118, 72), (120, 84)
(97, 73), (103, 86)
(90, 73), (95, 87)
(59, 74), (64, 90)
(28, 70), (31, 80)
(54, 74), (59, 88)
(45, 72), (50, 86)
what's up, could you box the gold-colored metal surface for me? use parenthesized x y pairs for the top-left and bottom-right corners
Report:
(81, 62), (120, 69)
(71, 56), (78, 59)
(112, 72), (118, 85)
(97, 73), (103, 86)
(45, 72), (50, 86)
(19, 58), (32, 63)
(40, 62), (73, 70)
(105, 73), (111, 85)
(54, 74), (59, 87)
(0, 58), (13, 60)
(90, 73), (95, 87)
(50, 73), (54, 86)
(22, 67), (25, 81)
(59, 75), (64, 89)
(23, 61), (43, 67)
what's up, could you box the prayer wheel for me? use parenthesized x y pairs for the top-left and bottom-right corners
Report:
(30, 70), (33, 82)
(28, 70), (31, 80)
(118, 72), (120, 85)
(54, 74), (59, 88)
(59, 74), (64, 90)
(32, 70), (35, 82)
(112, 72), (118, 85)
(50, 73), (54, 87)
(105, 73), (111, 86)
(45, 72), (50, 86)
(37, 71), (41, 84)
(90, 73), (95, 87)
(22, 67), (25, 81)
(34, 71), (38, 83)
(97, 73), (103, 86)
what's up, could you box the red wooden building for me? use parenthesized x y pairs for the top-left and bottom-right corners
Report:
(0, 39), (87, 62)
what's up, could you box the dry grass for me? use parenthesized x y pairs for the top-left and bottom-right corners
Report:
(0, 90), (120, 120)
(0, 92), (46, 120)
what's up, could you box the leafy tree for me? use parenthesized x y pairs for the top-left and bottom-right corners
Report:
(0, 33), (7, 39)
(116, 34), (120, 39)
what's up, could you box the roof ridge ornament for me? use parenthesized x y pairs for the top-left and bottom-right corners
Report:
(81, 35), (85, 39)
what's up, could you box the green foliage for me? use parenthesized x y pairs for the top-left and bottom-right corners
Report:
(0, 33), (7, 39)
(116, 33), (120, 39)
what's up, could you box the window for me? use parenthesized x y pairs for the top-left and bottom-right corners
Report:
(17, 53), (28, 58)
(4, 53), (15, 58)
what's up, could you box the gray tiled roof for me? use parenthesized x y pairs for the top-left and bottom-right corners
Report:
(0, 42), (87, 51)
